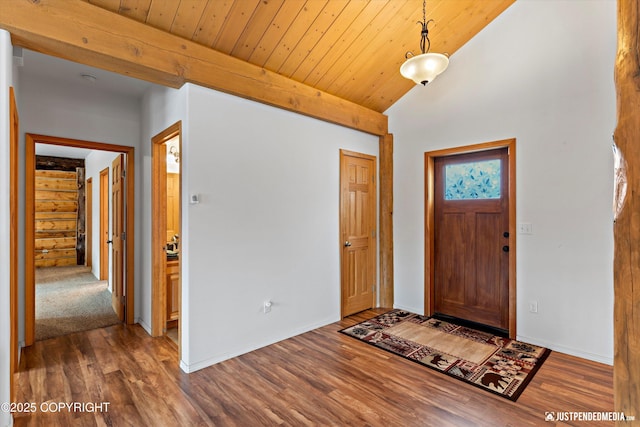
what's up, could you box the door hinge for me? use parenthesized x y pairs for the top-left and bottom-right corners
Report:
(121, 231), (126, 241)
(122, 169), (126, 178)
(120, 296), (125, 304)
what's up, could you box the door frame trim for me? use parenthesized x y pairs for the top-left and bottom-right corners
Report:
(151, 121), (181, 341)
(25, 134), (136, 346)
(424, 138), (516, 337)
(339, 149), (378, 318)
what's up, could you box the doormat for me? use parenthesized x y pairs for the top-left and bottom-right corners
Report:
(339, 309), (550, 401)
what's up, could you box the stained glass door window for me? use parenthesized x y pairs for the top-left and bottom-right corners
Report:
(444, 159), (501, 200)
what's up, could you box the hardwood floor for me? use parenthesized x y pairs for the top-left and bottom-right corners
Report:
(13, 309), (613, 426)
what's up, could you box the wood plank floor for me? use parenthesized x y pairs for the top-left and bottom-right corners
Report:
(13, 309), (614, 426)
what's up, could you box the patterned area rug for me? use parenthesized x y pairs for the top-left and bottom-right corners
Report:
(339, 310), (550, 401)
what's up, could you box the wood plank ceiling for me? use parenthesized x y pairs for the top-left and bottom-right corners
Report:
(82, 0), (515, 113)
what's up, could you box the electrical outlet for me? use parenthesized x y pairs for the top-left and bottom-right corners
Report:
(529, 301), (538, 313)
(263, 300), (272, 314)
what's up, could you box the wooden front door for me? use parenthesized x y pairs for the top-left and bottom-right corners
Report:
(340, 150), (377, 317)
(433, 148), (509, 330)
(111, 155), (125, 321)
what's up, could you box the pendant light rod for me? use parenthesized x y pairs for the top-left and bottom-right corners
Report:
(418, 0), (432, 55)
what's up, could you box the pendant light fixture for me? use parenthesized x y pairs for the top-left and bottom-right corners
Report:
(400, 0), (449, 86)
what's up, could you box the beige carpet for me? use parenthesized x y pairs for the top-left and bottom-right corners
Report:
(36, 266), (120, 341)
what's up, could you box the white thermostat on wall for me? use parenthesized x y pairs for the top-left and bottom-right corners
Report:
(190, 193), (200, 204)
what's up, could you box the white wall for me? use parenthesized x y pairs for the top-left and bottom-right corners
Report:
(140, 83), (380, 372)
(0, 28), (14, 427)
(85, 150), (120, 285)
(386, 0), (615, 364)
(17, 70), (144, 342)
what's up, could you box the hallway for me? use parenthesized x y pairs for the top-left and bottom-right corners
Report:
(35, 266), (119, 341)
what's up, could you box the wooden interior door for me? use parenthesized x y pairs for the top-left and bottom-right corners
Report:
(99, 167), (109, 281)
(340, 150), (377, 317)
(433, 148), (509, 330)
(111, 155), (125, 321)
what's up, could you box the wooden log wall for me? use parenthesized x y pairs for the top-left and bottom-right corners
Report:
(614, 1), (640, 424)
(34, 169), (79, 267)
(76, 167), (86, 265)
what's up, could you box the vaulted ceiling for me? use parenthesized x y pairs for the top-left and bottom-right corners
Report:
(81, 0), (514, 113)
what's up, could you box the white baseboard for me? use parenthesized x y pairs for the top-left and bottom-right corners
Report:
(180, 315), (339, 373)
(517, 334), (613, 366)
(136, 318), (152, 335)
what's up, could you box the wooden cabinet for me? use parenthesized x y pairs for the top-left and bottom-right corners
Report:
(166, 260), (179, 322)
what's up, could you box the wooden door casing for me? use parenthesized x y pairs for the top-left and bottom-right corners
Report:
(433, 147), (510, 330)
(151, 122), (182, 341)
(340, 150), (377, 317)
(25, 134), (136, 346)
(425, 139), (516, 338)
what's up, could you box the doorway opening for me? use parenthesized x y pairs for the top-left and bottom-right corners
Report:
(31, 153), (119, 341)
(24, 134), (136, 346)
(151, 122), (182, 355)
(424, 139), (516, 338)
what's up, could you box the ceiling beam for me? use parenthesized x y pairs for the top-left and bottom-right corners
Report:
(0, 0), (388, 136)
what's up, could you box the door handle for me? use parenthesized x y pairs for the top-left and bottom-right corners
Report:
(344, 241), (352, 247)
(502, 245), (509, 252)
(106, 240), (113, 244)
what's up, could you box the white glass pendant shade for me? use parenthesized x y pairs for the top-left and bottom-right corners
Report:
(400, 52), (449, 85)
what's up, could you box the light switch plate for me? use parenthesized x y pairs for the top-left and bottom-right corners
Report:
(518, 223), (533, 234)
